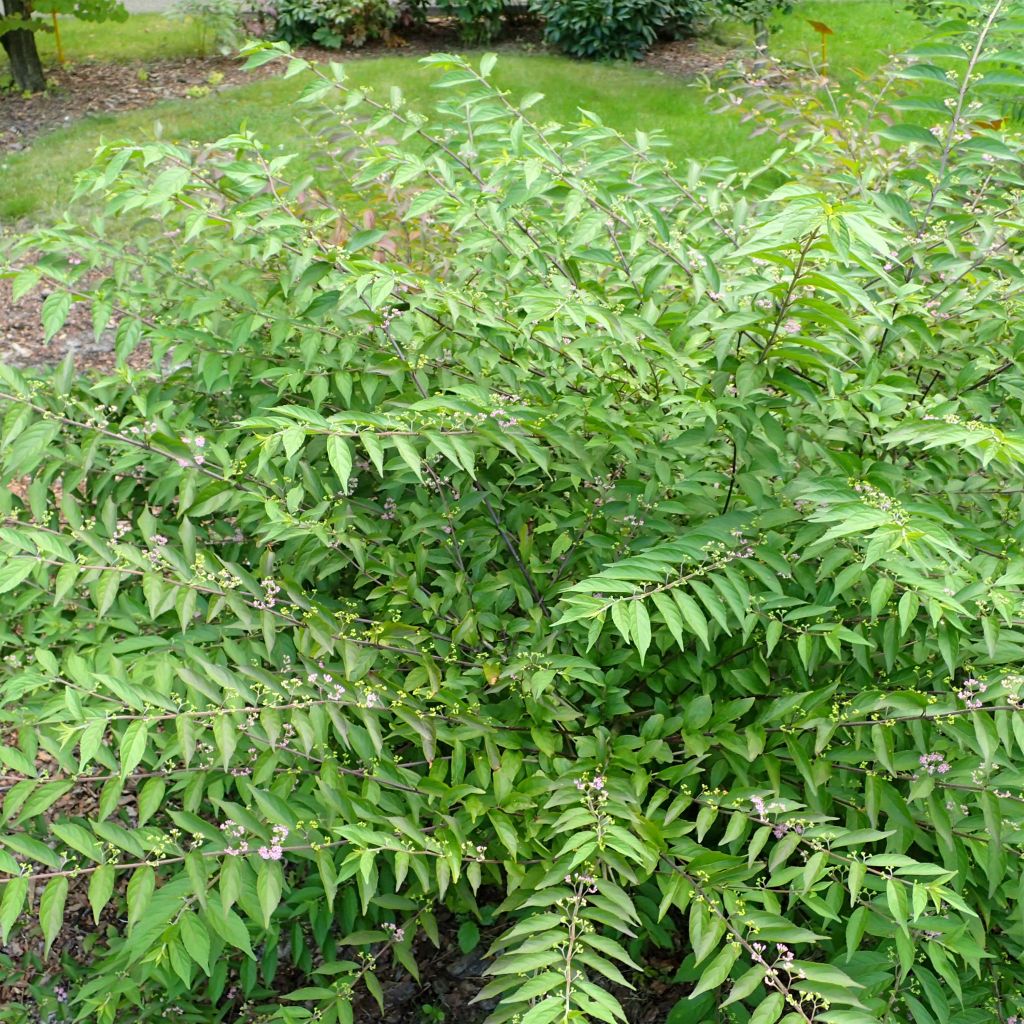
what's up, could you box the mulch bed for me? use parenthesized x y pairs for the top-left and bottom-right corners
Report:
(354, 917), (688, 1023)
(0, 275), (129, 372)
(1, 906), (689, 1022)
(641, 36), (734, 77)
(1, 53), (284, 155)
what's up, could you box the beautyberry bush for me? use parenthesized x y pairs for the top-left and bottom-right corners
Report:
(3, 3), (1024, 1021)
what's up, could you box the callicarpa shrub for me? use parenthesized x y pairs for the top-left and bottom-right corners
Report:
(4, 4), (1024, 1021)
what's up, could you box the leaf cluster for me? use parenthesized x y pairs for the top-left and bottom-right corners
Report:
(4, 8), (1024, 1021)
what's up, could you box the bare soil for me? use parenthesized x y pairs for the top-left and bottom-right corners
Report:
(0, 275), (129, 371)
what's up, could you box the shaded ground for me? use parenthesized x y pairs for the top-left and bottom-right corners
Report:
(0, 276), (131, 372)
(641, 36), (733, 78)
(354, 916), (687, 1023)
(1, 892), (688, 1022)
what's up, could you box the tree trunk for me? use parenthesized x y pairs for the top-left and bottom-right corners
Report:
(1, 0), (46, 93)
(753, 18), (769, 54)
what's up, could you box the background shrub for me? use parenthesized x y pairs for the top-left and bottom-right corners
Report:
(5, 4), (1024, 1021)
(530, 0), (684, 60)
(271, 0), (393, 47)
(437, 0), (507, 43)
(170, 0), (247, 54)
(527, 0), (786, 61)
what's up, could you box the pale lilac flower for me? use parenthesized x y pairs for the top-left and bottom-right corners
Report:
(919, 752), (950, 775)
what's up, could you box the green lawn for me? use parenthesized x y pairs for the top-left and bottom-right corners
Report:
(0, 57), (773, 222)
(15, 12), (211, 63)
(0, 1), (925, 224)
(742, 0), (923, 90)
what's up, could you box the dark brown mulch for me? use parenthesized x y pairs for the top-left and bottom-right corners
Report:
(0, 274), (154, 373)
(1, 52), (279, 155)
(640, 36), (735, 78)
(1, 900), (688, 1022)
(352, 920), (688, 1024)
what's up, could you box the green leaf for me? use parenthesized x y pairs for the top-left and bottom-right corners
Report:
(127, 865), (156, 932)
(39, 875), (68, 955)
(869, 576), (893, 616)
(88, 865), (115, 926)
(41, 292), (72, 342)
(0, 876), (29, 943)
(722, 964), (766, 1007)
(0, 560), (34, 595)
(652, 591), (684, 649)
(673, 590), (710, 648)
(52, 823), (103, 863)
(95, 570), (120, 616)
(257, 859), (283, 928)
(631, 600), (652, 663)
(689, 942), (740, 998)
(180, 910), (212, 974)
(206, 905), (255, 959)
(898, 591), (918, 635)
(458, 919), (480, 954)
(878, 124), (942, 146)
(328, 434), (354, 491)
(518, 998), (564, 1024)
(749, 992), (785, 1024)
(119, 720), (148, 780)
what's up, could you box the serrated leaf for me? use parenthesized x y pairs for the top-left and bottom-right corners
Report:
(327, 434), (353, 491)
(0, 876), (28, 943)
(119, 720), (148, 780)
(39, 875), (68, 955)
(690, 941), (740, 999)
(127, 865), (156, 932)
(673, 590), (709, 648)
(749, 992), (784, 1024)
(88, 864), (115, 926)
(257, 859), (283, 928)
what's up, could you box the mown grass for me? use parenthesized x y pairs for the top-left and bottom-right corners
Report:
(0, 57), (770, 222)
(12, 12), (213, 64)
(0, 1), (925, 224)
